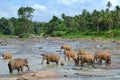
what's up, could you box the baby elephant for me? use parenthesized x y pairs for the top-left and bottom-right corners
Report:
(41, 53), (60, 64)
(8, 58), (30, 73)
(2, 52), (12, 59)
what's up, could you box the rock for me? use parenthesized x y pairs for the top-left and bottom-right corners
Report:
(0, 78), (17, 80)
(60, 61), (64, 66)
(17, 70), (58, 80)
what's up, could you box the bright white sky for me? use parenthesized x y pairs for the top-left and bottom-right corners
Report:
(0, 0), (120, 22)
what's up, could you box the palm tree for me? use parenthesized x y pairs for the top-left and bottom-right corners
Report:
(106, 1), (113, 31)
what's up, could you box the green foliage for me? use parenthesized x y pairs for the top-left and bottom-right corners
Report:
(44, 16), (67, 36)
(19, 34), (30, 38)
(51, 31), (66, 37)
(0, 33), (14, 38)
(105, 30), (120, 37)
(1, 3), (120, 40)
(18, 7), (35, 20)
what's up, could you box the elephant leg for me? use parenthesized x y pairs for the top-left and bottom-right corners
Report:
(98, 58), (102, 65)
(106, 60), (111, 66)
(17, 68), (20, 73)
(81, 60), (84, 67)
(9, 56), (12, 59)
(8, 64), (13, 73)
(68, 55), (70, 61)
(20, 66), (23, 72)
(91, 62), (95, 68)
(26, 65), (30, 71)
(64, 55), (66, 61)
(108, 59), (111, 64)
(56, 61), (59, 64)
(46, 60), (50, 64)
(41, 59), (44, 64)
(9, 69), (13, 73)
(107, 57), (111, 64)
(81, 62), (84, 67)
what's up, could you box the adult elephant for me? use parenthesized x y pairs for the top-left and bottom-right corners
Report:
(64, 50), (76, 61)
(94, 51), (111, 65)
(8, 58), (30, 73)
(73, 54), (95, 68)
(61, 45), (72, 51)
(41, 53), (60, 65)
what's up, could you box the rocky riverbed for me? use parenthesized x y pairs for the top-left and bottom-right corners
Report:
(0, 37), (120, 80)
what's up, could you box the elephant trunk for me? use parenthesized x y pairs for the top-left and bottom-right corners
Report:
(26, 65), (30, 71)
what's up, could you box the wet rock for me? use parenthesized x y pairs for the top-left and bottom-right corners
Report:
(71, 67), (82, 70)
(64, 75), (68, 77)
(60, 61), (64, 66)
(56, 50), (61, 52)
(0, 40), (8, 46)
(17, 70), (57, 80)
(38, 47), (42, 49)
(0, 78), (17, 80)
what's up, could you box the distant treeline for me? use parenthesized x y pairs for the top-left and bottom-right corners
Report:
(0, 2), (120, 38)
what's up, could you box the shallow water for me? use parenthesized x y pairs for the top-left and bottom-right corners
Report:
(0, 38), (120, 80)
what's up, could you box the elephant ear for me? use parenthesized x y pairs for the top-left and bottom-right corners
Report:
(73, 56), (77, 61)
(2, 54), (4, 57)
(42, 55), (47, 60)
(41, 54), (45, 56)
(24, 58), (28, 64)
(61, 46), (63, 49)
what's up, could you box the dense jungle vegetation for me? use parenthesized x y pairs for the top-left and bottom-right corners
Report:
(0, 2), (120, 39)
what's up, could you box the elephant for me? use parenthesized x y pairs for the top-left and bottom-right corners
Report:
(2, 52), (12, 59)
(94, 51), (111, 65)
(41, 53), (60, 65)
(74, 54), (95, 68)
(72, 56), (79, 65)
(64, 50), (76, 61)
(61, 45), (72, 51)
(77, 49), (89, 56)
(8, 58), (30, 73)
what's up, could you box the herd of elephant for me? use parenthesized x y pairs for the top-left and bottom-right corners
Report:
(2, 44), (111, 74)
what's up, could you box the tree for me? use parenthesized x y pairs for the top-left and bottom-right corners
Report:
(106, 1), (113, 31)
(114, 6), (120, 29)
(107, 1), (112, 9)
(18, 7), (35, 20)
(17, 7), (35, 35)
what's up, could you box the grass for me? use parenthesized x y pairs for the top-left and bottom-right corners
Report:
(61, 32), (120, 40)
(0, 33), (14, 38)
(0, 32), (120, 41)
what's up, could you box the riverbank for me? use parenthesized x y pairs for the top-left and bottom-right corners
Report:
(0, 36), (120, 46)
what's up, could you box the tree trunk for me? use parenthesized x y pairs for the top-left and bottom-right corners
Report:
(97, 23), (99, 32)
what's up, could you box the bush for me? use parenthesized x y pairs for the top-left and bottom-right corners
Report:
(105, 30), (120, 37)
(83, 31), (98, 36)
(51, 31), (66, 37)
(66, 28), (79, 34)
(19, 34), (30, 38)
